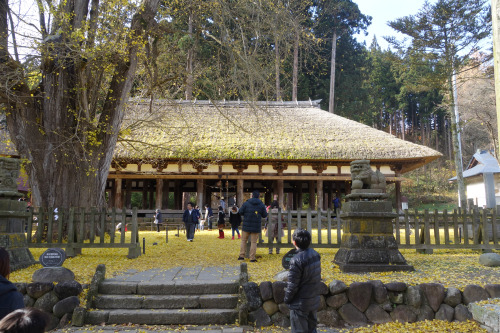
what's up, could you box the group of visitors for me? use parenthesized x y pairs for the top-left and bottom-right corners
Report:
(0, 248), (49, 332)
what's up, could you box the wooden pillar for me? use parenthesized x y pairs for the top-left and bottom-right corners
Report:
(327, 182), (333, 209)
(297, 181), (303, 209)
(125, 180), (132, 209)
(277, 179), (284, 208)
(174, 180), (182, 209)
(237, 179), (244, 207)
(395, 180), (402, 213)
(287, 191), (293, 210)
(155, 179), (164, 209)
(141, 180), (148, 209)
(309, 180), (316, 209)
(149, 180), (155, 209)
(197, 179), (204, 208)
(183, 192), (190, 210)
(162, 180), (169, 209)
(317, 179), (323, 211)
(114, 178), (123, 209)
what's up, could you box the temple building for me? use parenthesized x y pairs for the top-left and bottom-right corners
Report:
(107, 100), (442, 211)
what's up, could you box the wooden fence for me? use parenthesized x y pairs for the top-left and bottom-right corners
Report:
(257, 208), (500, 252)
(25, 207), (141, 258)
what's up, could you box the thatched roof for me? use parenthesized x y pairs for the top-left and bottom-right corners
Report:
(115, 100), (441, 172)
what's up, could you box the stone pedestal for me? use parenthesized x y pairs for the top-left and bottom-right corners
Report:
(334, 200), (414, 273)
(0, 157), (36, 271)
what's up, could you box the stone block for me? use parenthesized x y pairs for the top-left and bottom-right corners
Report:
(271, 312), (290, 327)
(262, 300), (279, 316)
(463, 284), (490, 305)
(444, 287), (462, 307)
(329, 280), (347, 295)
(248, 308), (272, 327)
(404, 285), (421, 308)
(338, 303), (368, 326)
(365, 304), (392, 324)
(54, 280), (83, 299)
(388, 291), (404, 304)
(272, 281), (287, 304)
(417, 305), (434, 321)
(32, 267), (75, 283)
(348, 282), (372, 312)
(53, 296), (80, 318)
(385, 282), (407, 292)
(33, 291), (59, 312)
(260, 281), (273, 301)
(71, 307), (86, 327)
(243, 282), (262, 311)
(454, 304), (472, 322)
(26, 282), (54, 299)
(326, 293), (348, 309)
(435, 303), (454, 322)
(390, 305), (417, 323)
(485, 284), (500, 298)
(317, 308), (341, 327)
(278, 303), (290, 316)
(479, 253), (500, 267)
(369, 280), (388, 303)
(420, 283), (445, 312)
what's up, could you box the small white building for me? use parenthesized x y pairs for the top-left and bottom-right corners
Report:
(451, 151), (500, 208)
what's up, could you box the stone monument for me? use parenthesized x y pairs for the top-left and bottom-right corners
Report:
(0, 157), (35, 270)
(333, 160), (414, 272)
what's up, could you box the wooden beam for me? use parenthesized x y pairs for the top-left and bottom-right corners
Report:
(277, 179), (284, 208)
(114, 178), (123, 209)
(237, 179), (244, 207)
(317, 179), (323, 211)
(155, 179), (163, 210)
(309, 180), (315, 209)
(197, 179), (204, 208)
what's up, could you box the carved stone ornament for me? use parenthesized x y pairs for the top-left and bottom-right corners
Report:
(0, 157), (22, 197)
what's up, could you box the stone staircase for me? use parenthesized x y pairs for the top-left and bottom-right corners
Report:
(85, 266), (241, 325)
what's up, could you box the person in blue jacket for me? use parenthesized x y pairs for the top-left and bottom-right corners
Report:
(0, 248), (24, 320)
(182, 203), (199, 242)
(238, 190), (267, 262)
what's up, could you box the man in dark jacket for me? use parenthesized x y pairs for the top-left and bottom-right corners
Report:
(182, 203), (199, 241)
(284, 229), (321, 333)
(238, 190), (267, 262)
(0, 248), (24, 320)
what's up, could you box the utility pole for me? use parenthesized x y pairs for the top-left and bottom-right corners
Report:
(493, 0), (500, 157)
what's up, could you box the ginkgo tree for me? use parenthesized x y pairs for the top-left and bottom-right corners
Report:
(0, 0), (160, 208)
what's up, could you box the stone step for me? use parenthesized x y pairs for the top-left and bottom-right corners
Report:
(94, 294), (239, 309)
(98, 280), (239, 295)
(85, 309), (238, 325)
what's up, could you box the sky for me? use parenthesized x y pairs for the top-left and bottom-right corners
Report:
(353, 0), (435, 50)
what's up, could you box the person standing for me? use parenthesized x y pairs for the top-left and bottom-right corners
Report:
(284, 229), (322, 333)
(204, 204), (214, 230)
(238, 190), (267, 262)
(154, 209), (162, 232)
(217, 206), (226, 239)
(229, 206), (241, 240)
(0, 248), (24, 320)
(265, 201), (283, 254)
(332, 193), (341, 216)
(182, 203), (199, 242)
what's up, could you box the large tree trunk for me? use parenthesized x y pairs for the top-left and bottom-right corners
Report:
(0, 0), (160, 209)
(275, 33), (281, 101)
(328, 29), (337, 114)
(292, 27), (299, 102)
(185, 10), (194, 100)
(493, 0), (500, 159)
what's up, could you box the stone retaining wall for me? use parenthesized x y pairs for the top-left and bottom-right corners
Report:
(242, 280), (500, 328)
(14, 280), (84, 331)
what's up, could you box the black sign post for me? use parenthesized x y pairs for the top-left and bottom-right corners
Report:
(281, 248), (298, 270)
(39, 248), (66, 267)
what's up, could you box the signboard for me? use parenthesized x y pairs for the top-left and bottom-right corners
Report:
(282, 248), (298, 270)
(39, 248), (66, 267)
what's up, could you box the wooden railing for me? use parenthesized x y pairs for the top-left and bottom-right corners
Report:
(257, 208), (500, 252)
(26, 207), (141, 258)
